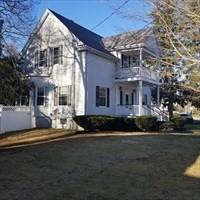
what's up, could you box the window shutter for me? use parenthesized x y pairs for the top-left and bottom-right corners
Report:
(47, 48), (50, 67)
(131, 92), (134, 105)
(96, 86), (99, 107)
(45, 87), (48, 107)
(33, 86), (36, 106)
(107, 88), (110, 107)
(60, 45), (63, 64)
(54, 87), (58, 106)
(120, 90), (123, 105)
(34, 51), (38, 68)
(44, 50), (47, 67)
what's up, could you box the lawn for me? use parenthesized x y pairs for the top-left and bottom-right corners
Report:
(0, 133), (200, 200)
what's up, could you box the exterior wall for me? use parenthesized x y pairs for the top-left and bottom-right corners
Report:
(22, 10), (161, 129)
(0, 106), (35, 134)
(23, 11), (86, 128)
(86, 52), (116, 116)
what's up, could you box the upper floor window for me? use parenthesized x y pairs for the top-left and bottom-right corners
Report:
(121, 54), (138, 68)
(96, 86), (110, 107)
(39, 50), (47, 67)
(53, 46), (63, 65)
(34, 46), (63, 68)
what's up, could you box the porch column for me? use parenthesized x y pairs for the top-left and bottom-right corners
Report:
(139, 48), (143, 76)
(139, 80), (143, 116)
(157, 86), (160, 108)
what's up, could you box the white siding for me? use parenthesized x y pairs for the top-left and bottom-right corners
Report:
(86, 52), (116, 116)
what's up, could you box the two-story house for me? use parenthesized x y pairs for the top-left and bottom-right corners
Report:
(22, 9), (162, 129)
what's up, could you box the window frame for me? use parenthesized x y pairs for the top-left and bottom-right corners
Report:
(37, 87), (47, 106)
(39, 49), (47, 67)
(96, 86), (110, 107)
(54, 85), (72, 106)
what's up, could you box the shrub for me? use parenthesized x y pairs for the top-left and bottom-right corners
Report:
(135, 115), (158, 132)
(170, 115), (186, 130)
(73, 115), (138, 132)
(160, 121), (175, 131)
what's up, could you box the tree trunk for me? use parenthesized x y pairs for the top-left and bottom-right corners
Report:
(168, 94), (174, 118)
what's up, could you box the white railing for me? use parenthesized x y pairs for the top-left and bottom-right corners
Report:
(0, 105), (35, 134)
(116, 105), (164, 117)
(115, 66), (160, 82)
(116, 105), (139, 116)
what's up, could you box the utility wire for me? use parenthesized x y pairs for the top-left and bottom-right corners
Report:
(91, 0), (130, 31)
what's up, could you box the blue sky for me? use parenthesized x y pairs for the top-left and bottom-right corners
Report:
(34, 0), (152, 37)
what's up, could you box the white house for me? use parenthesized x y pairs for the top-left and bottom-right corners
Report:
(22, 9), (162, 129)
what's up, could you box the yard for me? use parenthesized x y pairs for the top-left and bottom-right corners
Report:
(0, 131), (200, 200)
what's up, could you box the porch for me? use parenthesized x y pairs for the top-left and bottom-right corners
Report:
(115, 105), (151, 116)
(114, 80), (161, 118)
(115, 46), (160, 84)
(115, 66), (160, 83)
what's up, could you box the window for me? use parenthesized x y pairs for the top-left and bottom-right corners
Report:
(125, 94), (129, 105)
(121, 54), (138, 68)
(121, 54), (129, 68)
(54, 86), (72, 106)
(119, 87), (123, 105)
(39, 50), (47, 67)
(16, 95), (29, 106)
(143, 94), (148, 105)
(96, 86), (109, 107)
(53, 46), (63, 65)
(34, 51), (39, 67)
(58, 86), (71, 105)
(37, 87), (47, 106)
(131, 90), (136, 105)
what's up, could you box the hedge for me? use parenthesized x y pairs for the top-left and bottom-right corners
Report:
(170, 115), (186, 130)
(73, 115), (138, 132)
(73, 115), (158, 132)
(135, 115), (158, 132)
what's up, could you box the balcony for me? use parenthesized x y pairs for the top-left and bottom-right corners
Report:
(115, 66), (160, 83)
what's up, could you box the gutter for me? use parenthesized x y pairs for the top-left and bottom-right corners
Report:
(78, 44), (119, 63)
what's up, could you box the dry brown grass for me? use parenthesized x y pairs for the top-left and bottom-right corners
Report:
(0, 133), (200, 200)
(0, 129), (76, 148)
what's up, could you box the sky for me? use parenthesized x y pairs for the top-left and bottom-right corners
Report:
(34, 0), (152, 37)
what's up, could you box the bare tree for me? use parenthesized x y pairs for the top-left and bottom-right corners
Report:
(0, 0), (39, 53)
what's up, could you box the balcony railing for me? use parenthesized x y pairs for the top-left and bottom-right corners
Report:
(115, 66), (160, 82)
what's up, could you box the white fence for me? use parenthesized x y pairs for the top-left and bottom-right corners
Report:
(0, 105), (35, 134)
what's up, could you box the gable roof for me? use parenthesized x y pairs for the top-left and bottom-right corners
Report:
(103, 28), (153, 50)
(49, 9), (111, 56)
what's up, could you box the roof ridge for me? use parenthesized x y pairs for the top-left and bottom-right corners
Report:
(103, 27), (152, 40)
(48, 9), (103, 39)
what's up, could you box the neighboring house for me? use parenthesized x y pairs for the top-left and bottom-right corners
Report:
(22, 9), (161, 129)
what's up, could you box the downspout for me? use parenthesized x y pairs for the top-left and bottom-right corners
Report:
(84, 51), (88, 115)
(72, 39), (76, 117)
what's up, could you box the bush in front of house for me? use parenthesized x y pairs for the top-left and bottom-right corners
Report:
(159, 121), (175, 131)
(135, 115), (158, 132)
(170, 115), (186, 130)
(73, 115), (138, 132)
